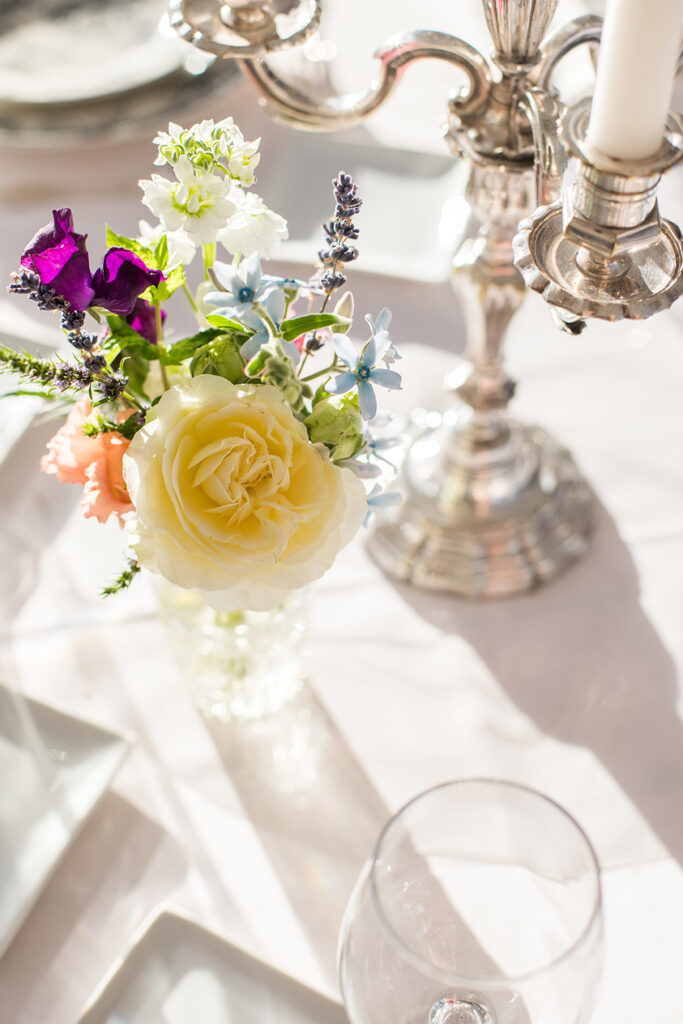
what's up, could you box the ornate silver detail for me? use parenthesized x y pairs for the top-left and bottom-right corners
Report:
(168, 0), (322, 56)
(513, 100), (683, 324)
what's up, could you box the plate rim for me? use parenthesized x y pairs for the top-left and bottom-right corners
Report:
(78, 906), (348, 1024)
(0, 683), (135, 959)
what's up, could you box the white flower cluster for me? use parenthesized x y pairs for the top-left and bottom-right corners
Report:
(139, 119), (287, 262)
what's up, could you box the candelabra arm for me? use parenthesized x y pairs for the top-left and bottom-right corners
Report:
(234, 30), (492, 130)
(535, 15), (602, 93)
(519, 87), (566, 205)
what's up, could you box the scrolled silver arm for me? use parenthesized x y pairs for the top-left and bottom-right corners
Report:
(238, 30), (492, 131)
(518, 87), (567, 205)
(518, 15), (603, 206)
(535, 14), (602, 92)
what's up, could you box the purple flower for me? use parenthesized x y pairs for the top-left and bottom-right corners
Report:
(126, 297), (164, 344)
(91, 248), (163, 316)
(20, 208), (95, 311)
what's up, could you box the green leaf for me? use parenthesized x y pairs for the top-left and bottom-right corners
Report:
(144, 263), (185, 303)
(154, 233), (169, 271)
(164, 328), (226, 363)
(105, 225), (151, 261)
(312, 382), (331, 406)
(2, 388), (62, 401)
(120, 353), (150, 404)
(280, 314), (351, 343)
(206, 314), (247, 332)
(245, 348), (269, 377)
(102, 315), (160, 362)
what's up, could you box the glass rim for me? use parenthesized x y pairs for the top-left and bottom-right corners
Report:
(367, 777), (603, 989)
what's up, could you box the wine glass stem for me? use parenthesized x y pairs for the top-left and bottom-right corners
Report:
(429, 995), (494, 1024)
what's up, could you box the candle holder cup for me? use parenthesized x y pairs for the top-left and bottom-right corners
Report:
(514, 98), (683, 328)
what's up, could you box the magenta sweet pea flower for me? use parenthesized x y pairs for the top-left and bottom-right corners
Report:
(20, 208), (95, 311)
(126, 297), (164, 344)
(91, 247), (163, 316)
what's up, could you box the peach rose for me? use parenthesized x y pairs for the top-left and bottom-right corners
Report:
(41, 398), (134, 523)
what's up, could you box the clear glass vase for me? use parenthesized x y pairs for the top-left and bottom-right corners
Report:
(155, 579), (309, 721)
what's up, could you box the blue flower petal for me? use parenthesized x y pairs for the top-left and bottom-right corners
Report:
(363, 335), (377, 366)
(261, 288), (286, 326)
(280, 338), (301, 366)
(241, 332), (268, 360)
(326, 371), (356, 395)
(210, 260), (241, 295)
(372, 329), (393, 363)
(357, 379), (377, 420)
(242, 252), (262, 291)
(369, 367), (402, 390)
(333, 334), (359, 370)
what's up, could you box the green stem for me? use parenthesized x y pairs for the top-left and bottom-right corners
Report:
(300, 362), (341, 384)
(155, 303), (170, 391)
(182, 282), (198, 312)
(203, 243), (216, 278)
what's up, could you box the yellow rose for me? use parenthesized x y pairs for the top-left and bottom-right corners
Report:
(123, 375), (367, 610)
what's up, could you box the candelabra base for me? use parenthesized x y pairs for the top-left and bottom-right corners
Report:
(368, 417), (591, 597)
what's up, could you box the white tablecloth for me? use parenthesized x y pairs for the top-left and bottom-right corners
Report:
(1, 1), (682, 1020)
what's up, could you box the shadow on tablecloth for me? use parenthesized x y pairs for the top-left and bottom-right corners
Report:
(393, 498), (683, 868)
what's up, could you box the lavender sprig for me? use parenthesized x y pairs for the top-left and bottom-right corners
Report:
(316, 172), (361, 299)
(0, 346), (93, 392)
(8, 270), (71, 313)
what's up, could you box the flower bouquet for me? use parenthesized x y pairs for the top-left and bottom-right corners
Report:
(1, 118), (402, 717)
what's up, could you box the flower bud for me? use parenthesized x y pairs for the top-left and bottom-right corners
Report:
(190, 335), (244, 382)
(304, 394), (364, 462)
(333, 290), (354, 321)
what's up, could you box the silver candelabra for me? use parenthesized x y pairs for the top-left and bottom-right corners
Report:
(171, 0), (683, 597)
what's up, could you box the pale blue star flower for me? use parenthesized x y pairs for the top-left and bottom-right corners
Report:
(364, 483), (402, 524)
(239, 300), (300, 367)
(326, 330), (402, 420)
(239, 310), (271, 361)
(205, 252), (282, 315)
(365, 307), (401, 364)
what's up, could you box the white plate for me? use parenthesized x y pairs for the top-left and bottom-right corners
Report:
(0, 683), (132, 959)
(79, 910), (349, 1024)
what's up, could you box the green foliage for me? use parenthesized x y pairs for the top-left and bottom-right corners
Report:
(154, 233), (169, 271)
(206, 314), (246, 332)
(101, 559), (141, 597)
(103, 316), (159, 362)
(105, 226), (152, 262)
(280, 313), (351, 343)
(166, 328), (229, 363)
(120, 352), (150, 404)
(82, 412), (143, 441)
(143, 264), (185, 303)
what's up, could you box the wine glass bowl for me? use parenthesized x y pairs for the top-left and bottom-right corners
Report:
(338, 779), (603, 1024)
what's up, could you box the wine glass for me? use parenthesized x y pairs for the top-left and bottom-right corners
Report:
(339, 779), (603, 1024)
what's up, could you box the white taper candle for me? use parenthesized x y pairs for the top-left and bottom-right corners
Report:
(586, 0), (683, 164)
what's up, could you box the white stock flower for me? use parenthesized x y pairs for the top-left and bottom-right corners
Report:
(140, 157), (236, 246)
(123, 375), (366, 611)
(137, 220), (196, 267)
(228, 139), (260, 186)
(218, 190), (288, 258)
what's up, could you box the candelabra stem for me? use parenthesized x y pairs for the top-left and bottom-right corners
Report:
(367, 160), (592, 596)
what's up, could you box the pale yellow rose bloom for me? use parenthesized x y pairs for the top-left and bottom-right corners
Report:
(123, 375), (367, 610)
